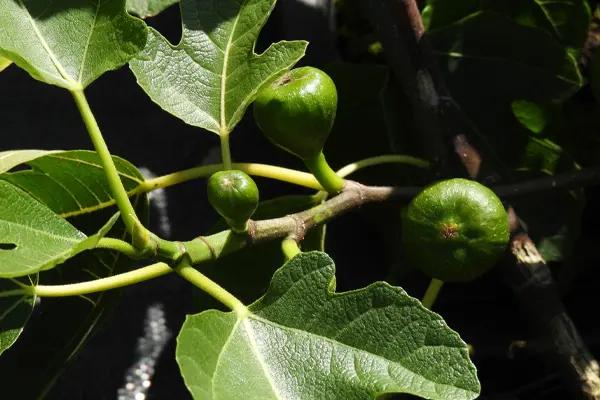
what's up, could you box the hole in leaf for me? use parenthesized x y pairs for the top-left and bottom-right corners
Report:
(0, 243), (17, 250)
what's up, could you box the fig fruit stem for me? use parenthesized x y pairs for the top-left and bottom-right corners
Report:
(96, 237), (143, 259)
(138, 162), (323, 193)
(70, 89), (148, 250)
(421, 278), (444, 309)
(304, 151), (345, 194)
(281, 238), (301, 260)
(220, 132), (233, 170)
(336, 154), (431, 178)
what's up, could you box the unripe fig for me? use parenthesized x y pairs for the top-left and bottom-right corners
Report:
(207, 170), (259, 233)
(253, 66), (337, 161)
(402, 178), (509, 282)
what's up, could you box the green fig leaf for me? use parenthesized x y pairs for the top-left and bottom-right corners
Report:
(129, 0), (307, 135)
(0, 180), (118, 278)
(0, 0), (147, 89)
(429, 11), (582, 169)
(1, 150), (144, 218)
(0, 279), (35, 356)
(426, 0), (591, 48)
(127, 0), (178, 18)
(512, 100), (553, 135)
(177, 252), (480, 400)
(0, 152), (149, 397)
(0, 56), (11, 72)
(482, 0), (591, 48)
(0, 150), (59, 174)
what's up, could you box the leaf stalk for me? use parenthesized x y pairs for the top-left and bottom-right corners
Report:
(70, 89), (148, 249)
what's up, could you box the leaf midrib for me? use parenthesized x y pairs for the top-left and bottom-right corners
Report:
(78, 0), (101, 84)
(242, 318), (283, 398)
(217, 312), (476, 398)
(17, 0), (77, 87)
(0, 217), (83, 244)
(219, 1), (243, 135)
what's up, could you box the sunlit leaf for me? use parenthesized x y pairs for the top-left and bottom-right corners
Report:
(178, 252), (480, 400)
(0, 181), (117, 278)
(127, 0), (178, 18)
(130, 0), (307, 135)
(0, 0), (147, 89)
(0, 56), (11, 72)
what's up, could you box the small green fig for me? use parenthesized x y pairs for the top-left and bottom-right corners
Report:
(207, 170), (259, 233)
(253, 66), (338, 161)
(402, 178), (509, 282)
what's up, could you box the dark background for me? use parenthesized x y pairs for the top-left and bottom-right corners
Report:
(1, 1), (600, 399)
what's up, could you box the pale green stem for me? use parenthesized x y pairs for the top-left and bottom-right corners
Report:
(336, 154), (431, 178)
(220, 133), (232, 170)
(281, 238), (301, 260)
(31, 262), (172, 297)
(174, 258), (246, 314)
(96, 237), (141, 259)
(421, 278), (444, 309)
(138, 162), (322, 193)
(70, 89), (146, 246)
(303, 152), (345, 194)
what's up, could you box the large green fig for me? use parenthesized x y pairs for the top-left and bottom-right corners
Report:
(253, 66), (337, 160)
(402, 178), (509, 282)
(253, 67), (344, 193)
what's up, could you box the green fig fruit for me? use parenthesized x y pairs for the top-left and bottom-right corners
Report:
(253, 66), (337, 161)
(402, 178), (509, 282)
(207, 170), (259, 233)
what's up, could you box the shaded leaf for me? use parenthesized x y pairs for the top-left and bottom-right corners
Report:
(178, 252), (479, 400)
(0, 279), (35, 356)
(426, 0), (591, 48)
(0, 180), (117, 278)
(0, 149), (59, 174)
(521, 137), (563, 173)
(1, 150), (144, 218)
(429, 11), (582, 168)
(511, 173), (584, 262)
(425, 0), (479, 31)
(127, 0), (178, 18)
(483, 0), (591, 48)
(0, 156), (149, 397)
(430, 12), (582, 100)
(129, 0), (307, 135)
(0, 0), (147, 89)
(0, 56), (10, 72)
(512, 100), (551, 134)
(509, 100), (583, 261)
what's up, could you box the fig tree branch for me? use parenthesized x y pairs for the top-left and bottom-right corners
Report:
(19, 172), (600, 301)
